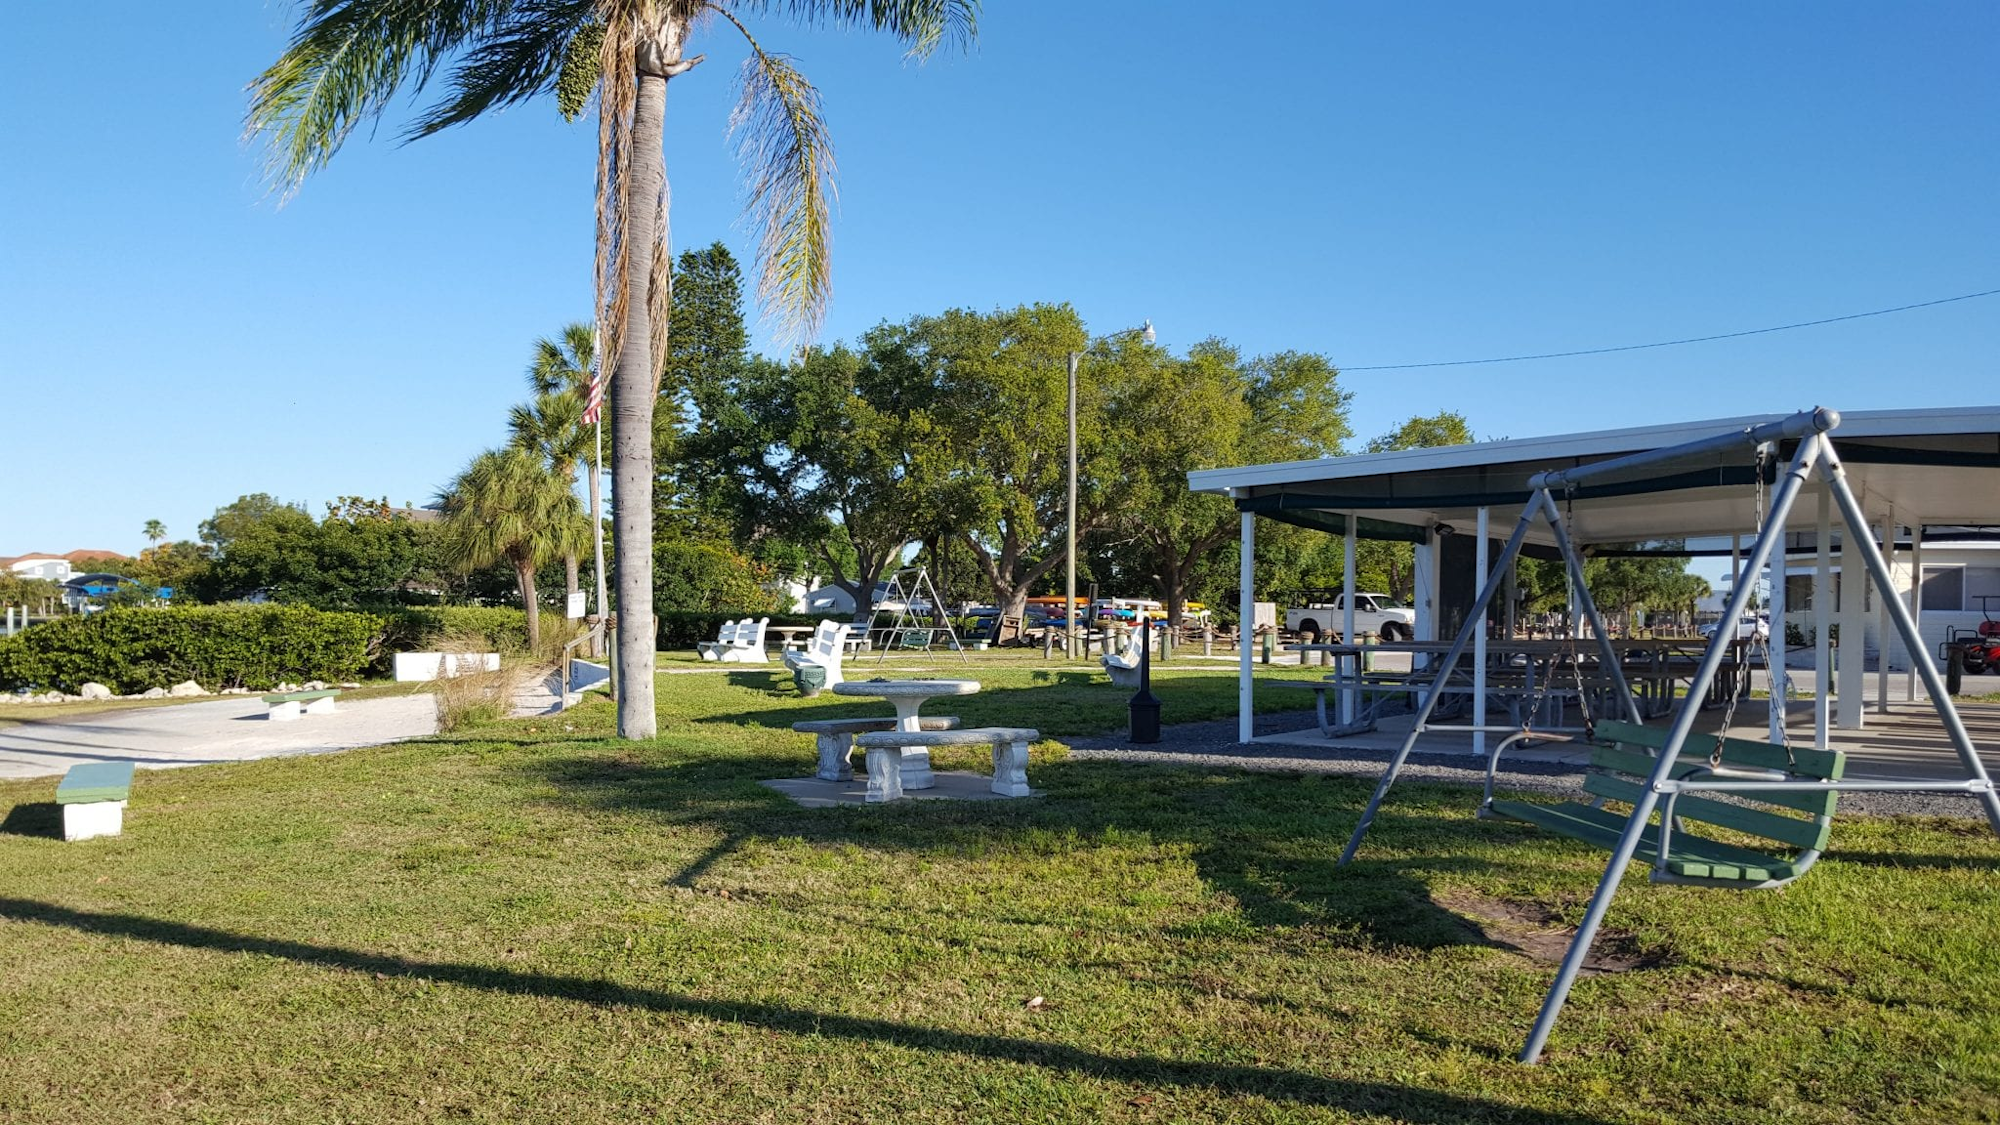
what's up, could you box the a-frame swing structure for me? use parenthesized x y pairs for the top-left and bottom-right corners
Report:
(1336, 407), (2000, 1063)
(867, 565), (969, 663)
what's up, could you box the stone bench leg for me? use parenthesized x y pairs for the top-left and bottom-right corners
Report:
(304, 696), (337, 716)
(900, 749), (935, 791)
(864, 746), (906, 803)
(268, 701), (302, 722)
(991, 738), (1031, 797)
(815, 732), (856, 782)
(64, 800), (125, 842)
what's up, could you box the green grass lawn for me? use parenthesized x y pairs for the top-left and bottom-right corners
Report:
(2, 663), (1997, 1123)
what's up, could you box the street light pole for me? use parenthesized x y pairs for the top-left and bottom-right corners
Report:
(1065, 351), (1080, 660)
(1065, 320), (1154, 661)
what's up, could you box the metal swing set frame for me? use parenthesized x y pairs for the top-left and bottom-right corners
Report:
(1334, 407), (2000, 1064)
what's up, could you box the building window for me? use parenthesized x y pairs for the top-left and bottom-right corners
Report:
(1922, 567), (1964, 612)
(1968, 567), (2000, 612)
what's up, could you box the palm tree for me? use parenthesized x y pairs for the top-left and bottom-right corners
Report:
(438, 447), (588, 652)
(143, 520), (166, 548)
(509, 324), (596, 599)
(249, 0), (975, 740)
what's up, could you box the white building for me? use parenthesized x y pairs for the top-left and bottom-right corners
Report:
(5, 555), (75, 583)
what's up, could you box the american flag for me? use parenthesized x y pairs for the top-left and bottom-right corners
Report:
(580, 366), (605, 427)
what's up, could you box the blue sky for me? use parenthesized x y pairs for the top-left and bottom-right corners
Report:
(3, 2), (1995, 555)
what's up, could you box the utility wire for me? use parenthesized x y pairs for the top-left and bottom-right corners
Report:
(1343, 287), (2000, 372)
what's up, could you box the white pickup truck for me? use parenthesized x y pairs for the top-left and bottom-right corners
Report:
(1286, 593), (1416, 641)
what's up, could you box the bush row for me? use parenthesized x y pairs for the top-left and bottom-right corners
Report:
(0, 605), (534, 693)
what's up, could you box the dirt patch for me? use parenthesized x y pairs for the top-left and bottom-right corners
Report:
(1434, 888), (1665, 974)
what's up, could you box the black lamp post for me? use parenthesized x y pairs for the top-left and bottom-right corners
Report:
(1129, 615), (1162, 743)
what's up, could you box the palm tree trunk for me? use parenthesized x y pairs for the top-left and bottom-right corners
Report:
(611, 63), (668, 740)
(517, 559), (542, 652)
(565, 554), (580, 598)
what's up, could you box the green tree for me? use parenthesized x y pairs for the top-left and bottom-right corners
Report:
(653, 540), (776, 615)
(511, 324), (597, 601)
(862, 304), (1095, 620)
(1107, 343), (1351, 624)
(143, 520), (166, 548)
(662, 242), (752, 529)
(249, 0), (975, 740)
(1354, 411), (1476, 601)
(438, 449), (588, 650)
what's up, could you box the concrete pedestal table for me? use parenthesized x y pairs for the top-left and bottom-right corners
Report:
(768, 625), (814, 652)
(830, 679), (980, 798)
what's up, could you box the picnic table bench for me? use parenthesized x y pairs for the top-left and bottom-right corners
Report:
(263, 688), (340, 721)
(792, 716), (960, 782)
(57, 761), (135, 841)
(852, 727), (1039, 802)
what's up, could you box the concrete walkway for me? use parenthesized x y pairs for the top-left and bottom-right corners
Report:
(0, 695), (439, 782)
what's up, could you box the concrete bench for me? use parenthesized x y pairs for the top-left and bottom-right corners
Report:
(852, 727), (1038, 803)
(263, 688), (340, 721)
(57, 761), (135, 841)
(792, 716), (959, 782)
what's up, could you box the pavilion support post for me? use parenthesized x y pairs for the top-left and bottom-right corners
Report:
(1820, 446), (2000, 835)
(1340, 496), (1540, 866)
(1815, 486), (1833, 745)
(1519, 432), (1823, 1064)
(1877, 510), (1895, 714)
(1238, 510), (1255, 744)
(1474, 507), (1489, 761)
(1909, 520), (1924, 704)
(1413, 533), (1440, 703)
(1342, 514), (1358, 727)
(1768, 516), (1788, 742)
(1838, 511), (1866, 729)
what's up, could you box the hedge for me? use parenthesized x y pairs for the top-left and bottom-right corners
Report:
(372, 606), (529, 670)
(0, 604), (539, 693)
(0, 606), (380, 693)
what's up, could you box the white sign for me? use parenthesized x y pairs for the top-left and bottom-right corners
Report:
(566, 591), (588, 619)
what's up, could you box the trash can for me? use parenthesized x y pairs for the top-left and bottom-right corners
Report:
(795, 664), (828, 698)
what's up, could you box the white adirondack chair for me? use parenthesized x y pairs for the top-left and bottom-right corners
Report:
(718, 617), (770, 663)
(697, 619), (740, 661)
(783, 620), (850, 686)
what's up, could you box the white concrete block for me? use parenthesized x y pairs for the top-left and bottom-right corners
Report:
(304, 695), (337, 715)
(393, 652), (501, 682)
(63, 800), (125, 842)
(268, 700), (302, 721)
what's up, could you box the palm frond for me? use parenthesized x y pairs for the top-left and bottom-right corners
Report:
(733, 0), (978, 58)
(245, 0), (517, 197)
(408, 0), (599, 139)
(716, 10), (836, 346)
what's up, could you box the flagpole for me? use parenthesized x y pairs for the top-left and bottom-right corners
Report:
(589, 342), (610, 662)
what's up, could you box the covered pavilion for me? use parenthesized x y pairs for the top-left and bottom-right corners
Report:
(1188, 405), (2000, 750)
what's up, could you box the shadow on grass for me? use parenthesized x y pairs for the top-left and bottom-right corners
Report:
(520, 747), (1513, 951)
(0, 896), (1610, 1123)
(0, 802), (61, 839)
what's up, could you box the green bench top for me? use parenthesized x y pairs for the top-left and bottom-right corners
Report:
(57, 762), (135, 805)
(262, 689), (341, 703)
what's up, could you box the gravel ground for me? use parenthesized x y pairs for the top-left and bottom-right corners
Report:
(1065, 708), (1991, 821)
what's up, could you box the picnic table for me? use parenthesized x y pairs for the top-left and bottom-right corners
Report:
(830, 678), (980, 791)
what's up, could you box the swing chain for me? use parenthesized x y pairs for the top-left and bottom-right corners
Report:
(1713, 444), (1796, 769)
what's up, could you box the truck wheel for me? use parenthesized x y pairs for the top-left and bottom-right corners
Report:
(1381, 623), (1406, 642)
(1298, 619), (1320, 640)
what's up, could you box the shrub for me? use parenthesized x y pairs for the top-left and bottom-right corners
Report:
(0, 605), (378, 693)
(372, 606), (529, 673)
